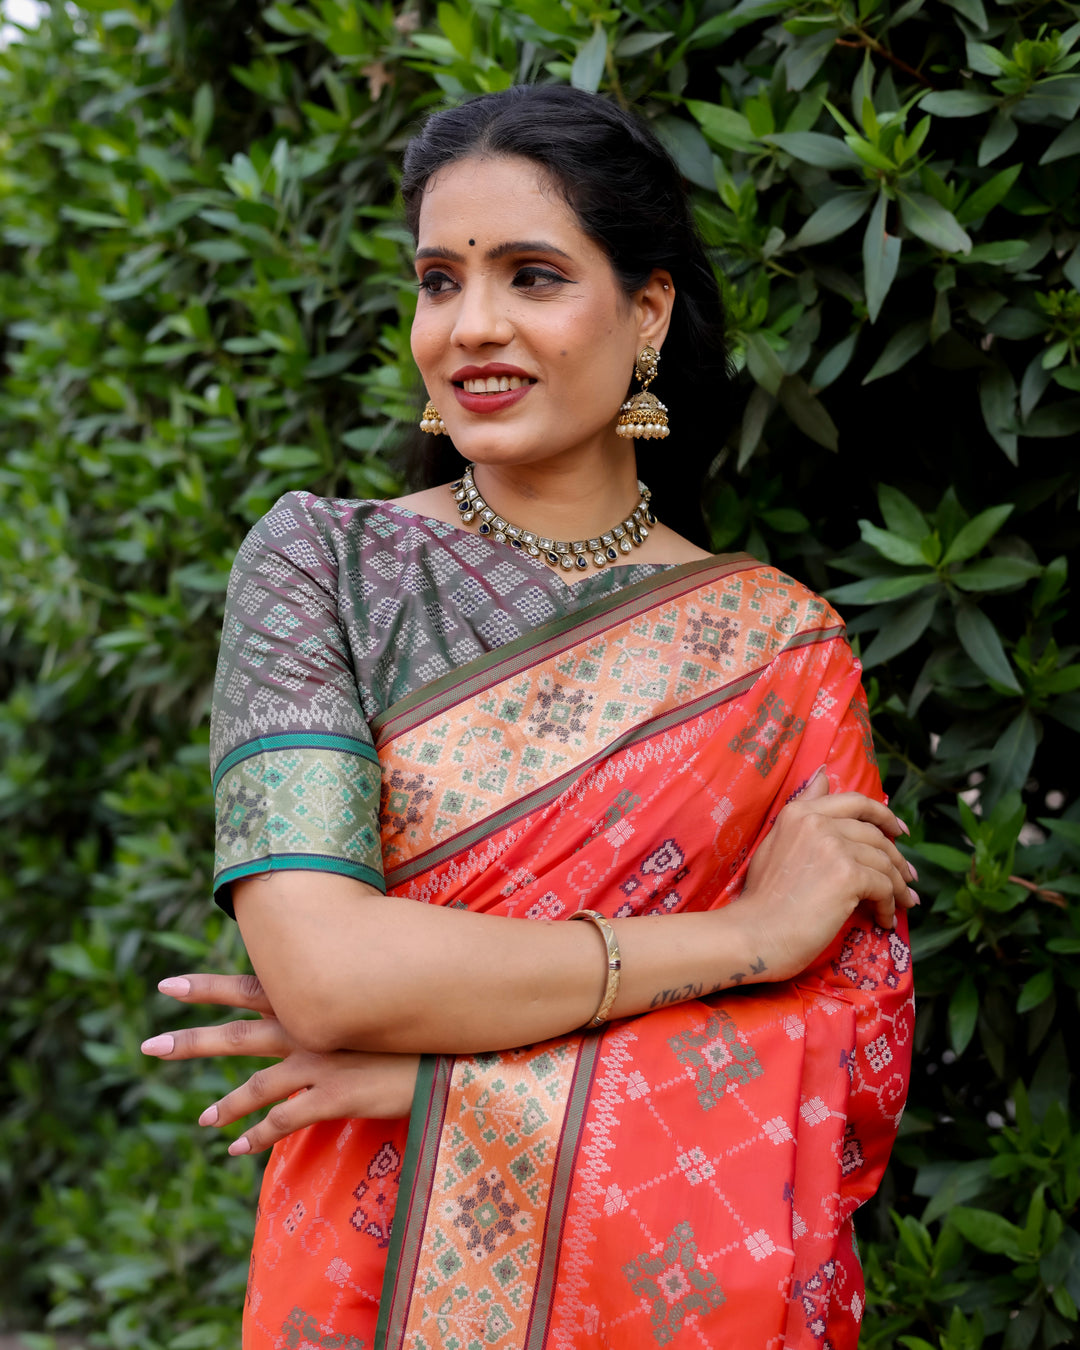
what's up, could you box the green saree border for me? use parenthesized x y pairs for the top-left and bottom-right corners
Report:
(383, 623), (847, 889)
(211, 731), (380, 794)
(374, 1053), (448, 1350)
(374, 1036), (604, 1350)
(371, 552), (755, 745)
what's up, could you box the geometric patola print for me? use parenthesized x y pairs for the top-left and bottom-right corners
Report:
(667, 1008), (765, 1111)
(397, 1043), (582, 1350)
(727, 687), (807, 778)
(278, 1306), (366, 1349)
(213, 745), (383, 890)
(621, 1221), (725, 1345)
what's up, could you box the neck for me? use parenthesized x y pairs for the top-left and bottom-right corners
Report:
(469, 447), (644, 544)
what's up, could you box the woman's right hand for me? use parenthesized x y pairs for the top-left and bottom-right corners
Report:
(142, 976), (420, 1154)
(734, 766), (916, 984)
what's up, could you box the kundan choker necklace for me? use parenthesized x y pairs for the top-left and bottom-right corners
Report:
(450, 464), (657, 572)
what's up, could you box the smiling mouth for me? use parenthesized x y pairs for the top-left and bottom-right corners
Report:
(458, 376), (537, 394)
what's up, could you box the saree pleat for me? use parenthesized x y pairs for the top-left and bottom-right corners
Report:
(241, 559), (913, 1350)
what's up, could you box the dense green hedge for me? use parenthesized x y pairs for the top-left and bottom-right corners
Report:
(1, 0), (1078, 1345)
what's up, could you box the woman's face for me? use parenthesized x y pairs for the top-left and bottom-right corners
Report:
(410, 154), (670, 470)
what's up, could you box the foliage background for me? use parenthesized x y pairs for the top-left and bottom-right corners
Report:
(1, 0), (1078, 1345)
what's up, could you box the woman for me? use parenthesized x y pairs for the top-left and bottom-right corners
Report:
(143, 85), (915, 1348)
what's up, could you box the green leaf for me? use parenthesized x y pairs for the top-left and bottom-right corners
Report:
(899, 193), (973, 254)
(304, 349), (358, 378)
(790, 191), (873, 248)
(978, 110), (1018, 166)
(189, 240), (249, 263)
(984, 708), (1039, 803)
(436, 2), (473, 57)
(952, 557), (1043, 589)
(879, 485), (929, 541)
(257, 445), (322, 469)
(920, 90), (998, 117)
(963, 239), (1029, 264)
(570, 25), (608, 93)
(191, 82), (214, 150)
(828, 572), (938, 604)
(913, 842), (972, 871)
(861, 591), (938, 666)
(653, 117), (715, 191)
(955, 164), (1021, 224)
(763, 132), (859, 169)
(862, 319), (932, 385)
(1020, 400), (1080, 438)
(1039, 120), (1080, 165)
(943, 0), (988, 29)
(777, 375), (839, 450)
(1017, 968), (1054, 1013)
(744, 332), (786, 396)
(858, 520), (927, 565)
(688, 100), (756, 153)
(949, 973), (979, 1054)
(758, 507), (810, 533)
(950, 1208), (1027, 1260)
(863, 190), (901, 323)
(941, 503), (1013, 564)
(955, 603), (1022, 691)
(811, 332), (858, 390)
(614, 30), (673, 57)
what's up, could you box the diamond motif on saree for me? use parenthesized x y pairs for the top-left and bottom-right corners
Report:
(622, 1221), (726, 1346)
(668, 1009), (765, 1111)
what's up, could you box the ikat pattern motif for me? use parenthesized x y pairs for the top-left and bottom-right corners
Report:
(621, 1222), (726, 1346)
(210, 492), (670, 904)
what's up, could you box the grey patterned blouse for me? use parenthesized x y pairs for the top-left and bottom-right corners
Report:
(209, 491), (672, 912)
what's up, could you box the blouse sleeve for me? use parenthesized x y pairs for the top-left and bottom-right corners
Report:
(209, 491), (385, 915)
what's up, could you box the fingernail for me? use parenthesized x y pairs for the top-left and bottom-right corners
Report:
(141, 1034), (174, 1056)
(896, 819), (911, 836)
(908, 863), (919, 881)
(229, 1137), (251, 1156)
(908, 888), (920, 907)
(198, 1104), (219, 1127)
(158, 977), (191, 996)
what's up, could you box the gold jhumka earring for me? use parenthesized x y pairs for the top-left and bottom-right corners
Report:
(419, 401), (446, 435)
(615, 345), (670, 441)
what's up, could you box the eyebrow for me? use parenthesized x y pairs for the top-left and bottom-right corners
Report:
(414, 239), (573, 264)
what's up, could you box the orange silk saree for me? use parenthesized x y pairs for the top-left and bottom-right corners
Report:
(241, 556), (913, 1350)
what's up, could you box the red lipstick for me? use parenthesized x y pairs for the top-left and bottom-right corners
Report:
(450, 363), (537, 415)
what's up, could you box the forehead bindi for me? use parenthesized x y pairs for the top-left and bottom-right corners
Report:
(416, 156), (585, 257)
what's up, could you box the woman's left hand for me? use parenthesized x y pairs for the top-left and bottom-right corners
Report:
(141, 974), (420, 1155)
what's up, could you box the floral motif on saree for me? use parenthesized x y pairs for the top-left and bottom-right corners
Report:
(234, 553), (912, 1350)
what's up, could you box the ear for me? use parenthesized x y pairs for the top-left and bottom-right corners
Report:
(636, 269), (675, 352)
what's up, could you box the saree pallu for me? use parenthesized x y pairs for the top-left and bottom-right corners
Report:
(241, 557), (913, 1350)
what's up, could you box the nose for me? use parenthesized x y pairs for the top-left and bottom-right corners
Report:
(450, 277), (513, 350)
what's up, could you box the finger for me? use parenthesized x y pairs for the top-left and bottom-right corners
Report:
(796, 790), (907, 839)
(202, 1059), (315, 1130)
(798, 765), (831, 801)
(850, 861), (899, 930)
(157, 972), (273, 1015)
(229, 1088), (337, 1156)
(846, 841), (915, 916)
(141, 1017), (289, 1061)
(833, 819), (919, 884)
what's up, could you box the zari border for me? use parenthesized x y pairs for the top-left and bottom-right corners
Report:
(371, 553), (755, 746)
(374, 1038), (605, 1350)
(211, 730), (380, 793)
(383, 623), (847, 889)
(214, 851), (385, 898)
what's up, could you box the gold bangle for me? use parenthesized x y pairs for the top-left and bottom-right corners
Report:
(570, 908), (622, 1029)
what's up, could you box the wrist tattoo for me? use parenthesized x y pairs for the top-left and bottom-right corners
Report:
(649, 957), (768, 1009)
(649, 982), (703, 1009)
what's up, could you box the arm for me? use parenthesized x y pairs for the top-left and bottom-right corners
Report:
(156, 772), (916, 1057)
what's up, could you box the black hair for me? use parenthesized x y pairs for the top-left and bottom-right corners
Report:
(398, 84), (731, 547)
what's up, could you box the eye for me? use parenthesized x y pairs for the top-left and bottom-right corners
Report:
(512, 266), (567, 291)
(417, 270), (457, 296)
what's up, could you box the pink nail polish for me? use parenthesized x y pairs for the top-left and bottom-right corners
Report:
(908, 888), (920, 906)
(141, 1034), (174, 1056)
(158, 977), (191, 996)
(908, 863), (919, 881)
(229, 1137), (251, 1156)
(896, 819), (911, 836)
(198, 1104), (219, 1127)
